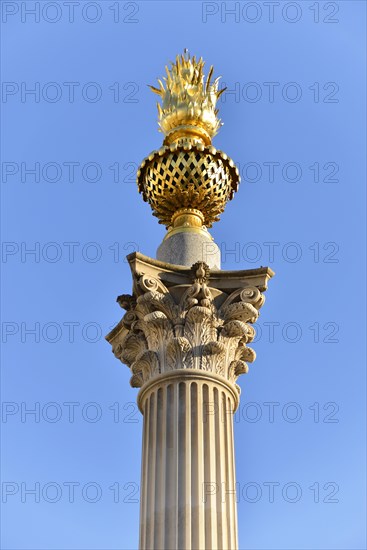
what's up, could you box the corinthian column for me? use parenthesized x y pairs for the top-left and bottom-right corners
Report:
(106, 254), (273, 549)
(106, 51), (274, 549)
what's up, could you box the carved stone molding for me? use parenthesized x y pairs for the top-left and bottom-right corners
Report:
(106, 253), (274, 394)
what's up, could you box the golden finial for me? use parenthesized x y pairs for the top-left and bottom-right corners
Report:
(137, 52), (239, 234)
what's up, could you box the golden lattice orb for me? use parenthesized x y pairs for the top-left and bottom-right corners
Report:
(137, 51), (240, 233)
(149, 50), (226, 145)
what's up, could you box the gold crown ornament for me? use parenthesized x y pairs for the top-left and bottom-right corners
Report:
(137, 50), (240, 237)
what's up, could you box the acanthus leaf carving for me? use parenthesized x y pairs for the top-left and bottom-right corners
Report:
(166, 337), (192, 370)
(137, 290), (177, 319)
(236, 343), (256, 363)
(118, 332), (147, 367)
(222, 301), (259, 324)
(220, 320), (248, 338)
(229, 360), (249, 382)
(108, 263), (268, 390)
(131, 350), (160, 387)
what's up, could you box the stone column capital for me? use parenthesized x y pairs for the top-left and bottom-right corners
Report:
(106, 253), (274, 395)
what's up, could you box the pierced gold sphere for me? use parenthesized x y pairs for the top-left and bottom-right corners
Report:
(137, 141), (240, 228)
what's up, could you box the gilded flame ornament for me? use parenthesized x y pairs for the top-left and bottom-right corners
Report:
(137, 50), (240, 236)
(149, 52), (225, 142)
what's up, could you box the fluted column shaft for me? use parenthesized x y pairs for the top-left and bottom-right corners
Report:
(138, 371), (238, 550)
(106, 253), (274, 550)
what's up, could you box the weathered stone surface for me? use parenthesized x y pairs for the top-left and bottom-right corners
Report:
(156, 231), (221, 269)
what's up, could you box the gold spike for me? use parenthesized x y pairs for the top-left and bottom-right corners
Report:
(149, 85), (162, 96)
(217, 87), (227, 98)
(206, 65), (214, 93)
(158, 78), (165, 90)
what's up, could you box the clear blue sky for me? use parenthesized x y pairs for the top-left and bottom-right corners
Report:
(1, 1), (366, 549)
